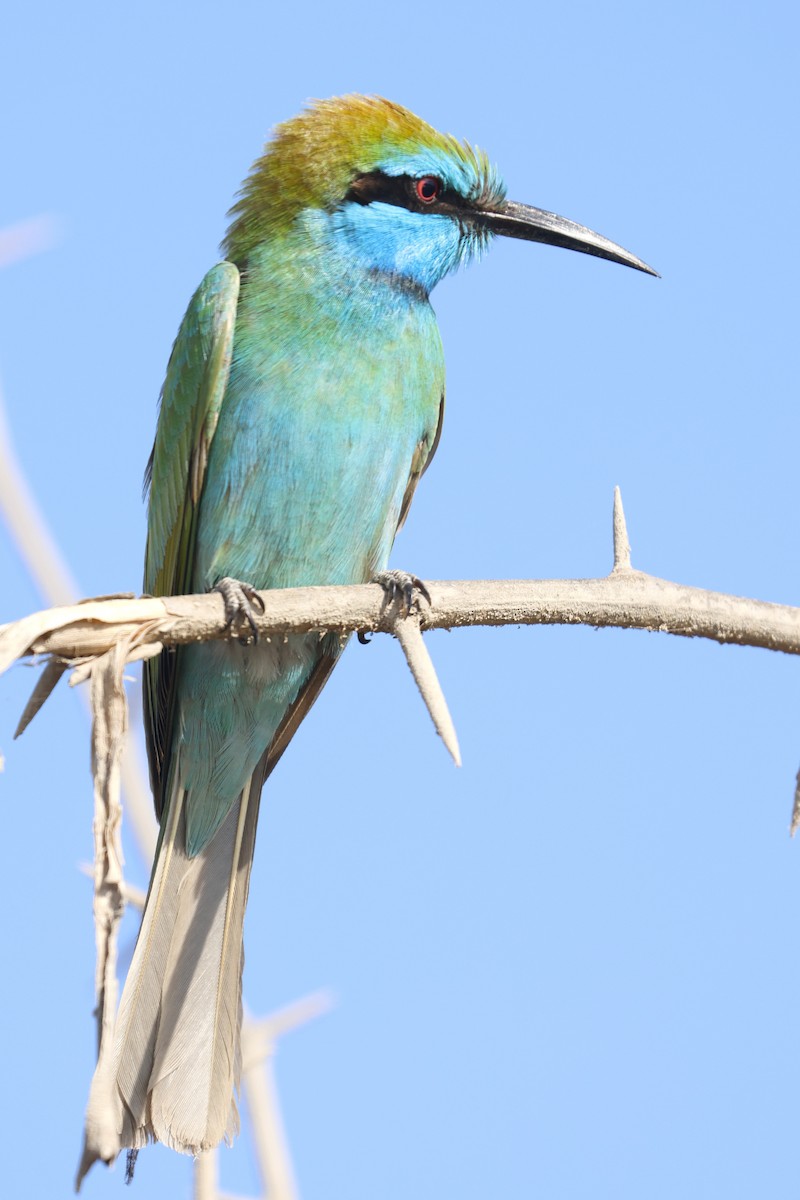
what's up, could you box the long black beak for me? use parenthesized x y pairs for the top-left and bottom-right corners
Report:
(478, 200), (658, 276)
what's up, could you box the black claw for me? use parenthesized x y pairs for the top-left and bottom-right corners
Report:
(243, 585), (266, 614)
(415, 579), (432, 606)
(357, 630), (373, 645)
(213, 577), (265, 645)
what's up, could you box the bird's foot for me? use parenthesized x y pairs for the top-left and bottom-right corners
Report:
(373, 569), (431, 615)
(212, 576), (266, 644)
(360, 572), (431, 643)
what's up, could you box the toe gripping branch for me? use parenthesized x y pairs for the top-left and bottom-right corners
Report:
(213, 576), (266, 644)
(373, 569), (432, 614)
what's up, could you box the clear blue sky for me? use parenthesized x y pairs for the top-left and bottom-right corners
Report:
(2, 2), (800, 1197)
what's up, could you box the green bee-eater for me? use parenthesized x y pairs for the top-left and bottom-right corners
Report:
(80, 94), (654, 1177)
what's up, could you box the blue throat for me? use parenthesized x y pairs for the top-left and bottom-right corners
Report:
(324, 200), (491, 295)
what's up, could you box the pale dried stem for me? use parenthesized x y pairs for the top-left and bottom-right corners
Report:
(74, 645), (134, 1197)
(242, 992), (334, 1072)
(79, 863), (147, 912)
(792, 772), (800, 838)
(242, 1059), (297, 1200)
(0, 215), (59, 270)
(0, 380), (82, 608)
(75, 639), (132, 1185)
(193, 1151), (217, 1200)
(88, 639), (130, 1055)
(239, 993), (331, 1200)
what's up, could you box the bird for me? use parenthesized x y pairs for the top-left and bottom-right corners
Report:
(79, 94), (655, 1178)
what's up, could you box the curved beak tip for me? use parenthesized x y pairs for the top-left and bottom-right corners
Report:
(481, 200), (659, 278)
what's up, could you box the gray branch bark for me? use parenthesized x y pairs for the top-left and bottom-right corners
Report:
(2, 568), (800, 674)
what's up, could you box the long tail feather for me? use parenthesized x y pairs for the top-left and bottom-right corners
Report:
(81, 766), (262, 1166)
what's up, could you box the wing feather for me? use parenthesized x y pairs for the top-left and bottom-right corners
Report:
(396, 390), (445, 533)
(143, 262), (240, 816)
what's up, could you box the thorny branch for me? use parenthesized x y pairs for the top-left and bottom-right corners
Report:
(3, 488), (800, 814)
(3, 490), (800, 694)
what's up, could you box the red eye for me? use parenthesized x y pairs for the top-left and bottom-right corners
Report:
(415, 176), (442, 204)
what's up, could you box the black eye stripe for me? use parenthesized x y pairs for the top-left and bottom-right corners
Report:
(345, 171), (464, 214)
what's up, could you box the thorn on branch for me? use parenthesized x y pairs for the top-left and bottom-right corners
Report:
(392, 613), (461, 767)
(14, 658), (67, 738)
(612, 486), (633, 572)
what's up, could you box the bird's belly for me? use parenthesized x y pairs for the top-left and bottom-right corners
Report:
(178, 399), (413, 835)
(194, 359), (439, 592)
(174, 283), (443, 834)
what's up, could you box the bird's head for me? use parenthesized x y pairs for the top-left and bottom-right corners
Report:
(223, 95), (656, 294)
